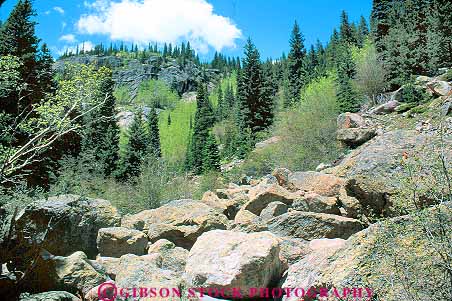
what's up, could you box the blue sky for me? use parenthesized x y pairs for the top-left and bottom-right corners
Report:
(0, 0), (372, 60)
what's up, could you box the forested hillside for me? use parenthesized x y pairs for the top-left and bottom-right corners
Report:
(0, 0), (451, 300)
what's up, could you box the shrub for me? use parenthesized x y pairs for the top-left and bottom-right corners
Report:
(228, 74), (343, 179)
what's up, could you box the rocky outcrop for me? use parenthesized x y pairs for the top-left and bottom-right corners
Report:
(292, 192), (341, 215)
(184, 230), (285, 298)
(15, 195), (121, 259)
(55, 55), (220, 100)
(260, 201), (288, 221)
(121, 199), (228, 249)
(97, 227), (148, 258)
(337, 127), (377, 147)
(267, 211), (363, 240)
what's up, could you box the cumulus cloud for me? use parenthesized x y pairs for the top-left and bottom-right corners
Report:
(59, 34), (77, 43)
(54, 6), (65, 14)
(77, 0), (242, 53)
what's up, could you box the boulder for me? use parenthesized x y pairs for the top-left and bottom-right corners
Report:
(230, 209), (268, 233)
(337, 128), (377, 147)
(147, 239), (189, 273)
(369, 100), (400, 114)
(245, 183), (298, 215)
(115, 254), (182, 300)
(426, 79), (452, 97)
(278, 237), (310, 265)
(121, 199), (228, 249)
(267, 211), (363, 240)
(280, 238), (346, 301)
(315, 163), (332, 172)
(26, 250), (107, 295)
(442, 101), (452, 116)
(291, 192), (341, 215)
(260, 201), (288, 222)
(97, 227), (148, 258)
(184, 230), (285, 298)
(337, 112), (366, 129)
(19, 291), (80, 301)
(201, 191), (236, 219)
(288, 171), (345, 197)
(281, 204), (452, 301)
(272, 168), (292, 187)
(331, 130), (452, 216)
(15, 195), (121, 259)
(95, 257), (120, 280)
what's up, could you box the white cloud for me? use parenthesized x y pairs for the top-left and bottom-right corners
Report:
(59, 41), (95, 55)
(77, 0), (242, 53)
(54, 6), (65, 14)
(59, 34), (77, 43)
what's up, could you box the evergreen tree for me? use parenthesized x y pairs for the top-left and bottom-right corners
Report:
(427, 0), (452, 71)
(147, 107), (161, 158)
(371, 0), (392, 51)
(224, 84), (235, 118)
(357, 16), (369, 46)
(167, 113), (171, 126)
(240, 38), (273, 133)
(82, 68), (120, 176)
(187, 84), (215, 174)
(336, 45), (360, 113)
(202, 132), (221, 172)
(0, 0), (39, 114)
(36, 43), (56, 96)
(339, 10), (355, 44)
(287, 21), (307, 105)
(118, 111), (147, 180)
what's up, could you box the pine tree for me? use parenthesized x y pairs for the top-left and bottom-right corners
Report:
(287, 21), (307, 106)
(223, 84), (235, 119)
(336, 44), (360, 113)
(202, 132), (221, 172)
(371, 0), (392, 51)
(0, 0), (39, 113)
(36, 43), (56, 97)
(427, 0), (452, 71)
(167, 113), (172, 126)
(187, 84), (215, 174)
(339, 10), (355, 44)
(357, 16), (369, 46)
(118, 111), (147, 180)
(147, 107), (161, 158)
(82, 68), (120, 176)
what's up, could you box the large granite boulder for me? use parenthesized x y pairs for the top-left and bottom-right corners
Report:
(184, 230), (285, 299)
(337, 127), (377, 147)
(331, 130), (452, 215)
(267, 211), (363, 240)
(244, 183), (298, 215)
(25, 250), (108, 295)
(147, 239), (189, 273)
(97, 227), (148, 258)
(121, 199), (228, 249)
(287, 172), (345, 197)
(337, 112), (366, 129)
(15, 195), (121, 259)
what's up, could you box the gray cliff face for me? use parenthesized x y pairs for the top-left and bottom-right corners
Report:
(54, 54), (220, 100)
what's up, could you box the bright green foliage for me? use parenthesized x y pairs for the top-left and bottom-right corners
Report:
(147, 107), (161, 158)
(202, 132), (221, 172)
(117, 111), (148, 180)
(287, 21), (307, 106)
(136, 79), (179, 108)
(216, 85), (224, 120)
